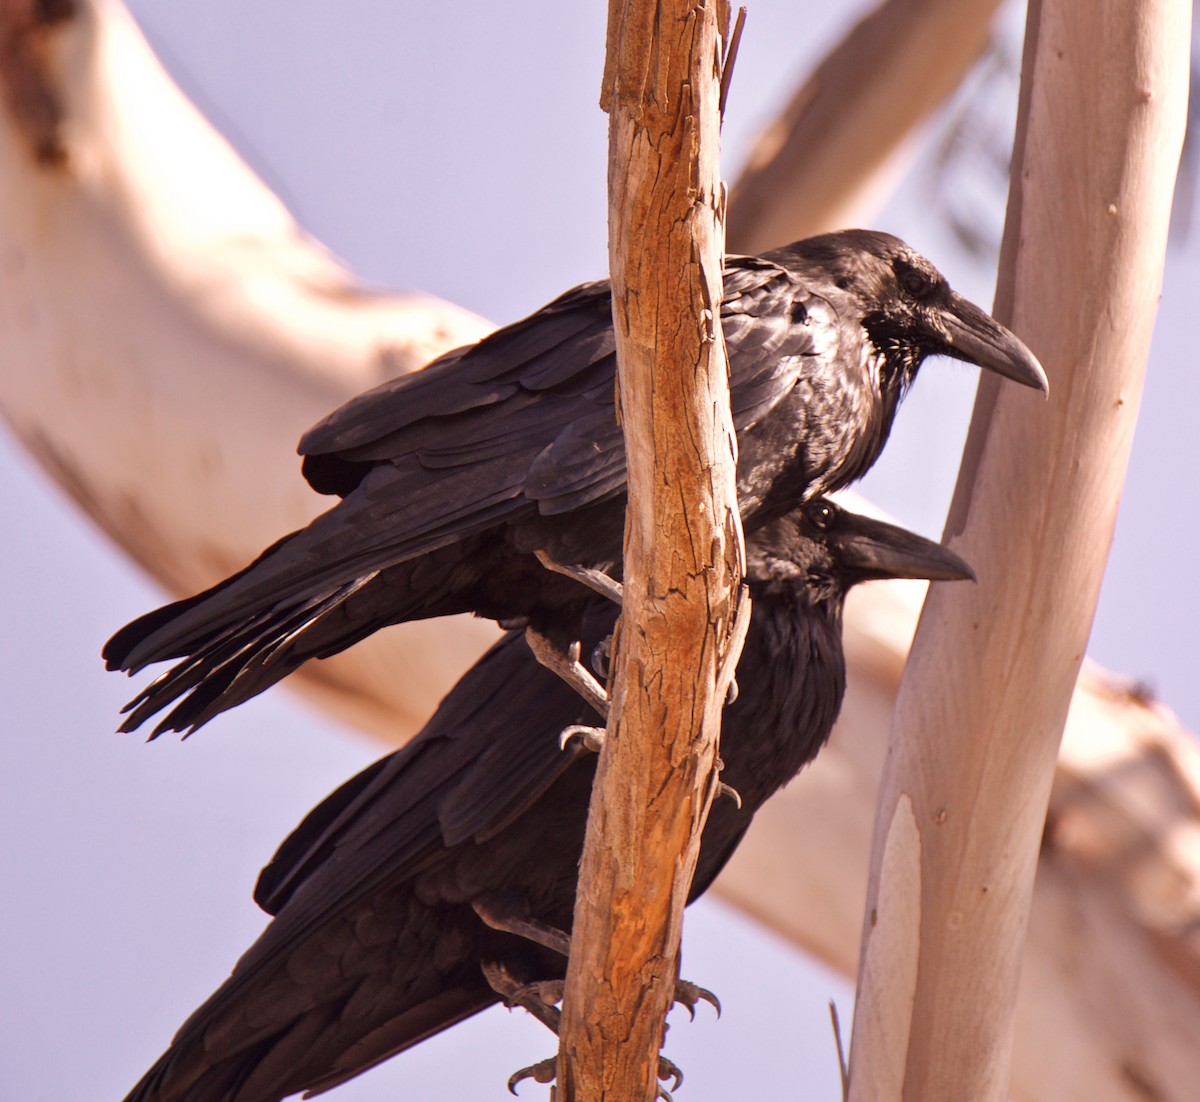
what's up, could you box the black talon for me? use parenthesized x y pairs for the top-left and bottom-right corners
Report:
(508, 1057), (558, 1095)
(717, 781), (742, 808)
(674, 978), (721, 1020)
(725, 675), (739, 705)
(591, 636), (612, 679)
(657, 1056), (684, 1092)
(559, 724), (606, 753)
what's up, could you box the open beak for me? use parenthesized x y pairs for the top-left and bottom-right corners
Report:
(833, 511), (975, 585)
(940, 293), (1049, 396)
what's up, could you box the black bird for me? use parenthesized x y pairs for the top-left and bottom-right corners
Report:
(120, 500), (973, 1102)
(104, 230), (1043, 735)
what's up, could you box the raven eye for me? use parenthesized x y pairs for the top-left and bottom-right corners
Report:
(810, 502), (836, 529)
(899, 268), (928, 296)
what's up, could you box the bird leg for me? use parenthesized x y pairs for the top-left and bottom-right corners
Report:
(524, 628), (609, 720)
(473, 898), (720, 1018)
(534, 550), (624, 607)
(482, 960), (562, 1035)
(527, 566), (741, 732)
(473, 900), (572, 956)
(524, 628), (609, 753)
(483, 960), (683, 1100)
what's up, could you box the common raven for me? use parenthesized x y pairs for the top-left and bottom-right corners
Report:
(104, 230), (1042, 735)
(120, 500), (973, 1102)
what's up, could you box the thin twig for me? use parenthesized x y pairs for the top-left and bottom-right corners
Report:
(829, 999), (850, 1102)
(719, 6), (747, 121)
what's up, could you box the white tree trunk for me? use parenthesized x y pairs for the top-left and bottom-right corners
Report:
(846, 0), (1190, 1097)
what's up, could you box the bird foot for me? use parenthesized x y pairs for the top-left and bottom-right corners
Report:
(483, 960), (563, 1036)
(558, 724), (605, 753)
(507, 1054), (682, 1100)
(591, 635), (612, 679)
(478, 910), (698, 1098)
(509, 978), (564, 1008)
(507, 1056), (558, 1095)
(502, 967), (719, 1028)
(673, 979), (721, 1021)
(525, 628), (610, 717)
(534, 550), (624, 607)
(717, 781), (742, 808)
(488, 963), (680, 1099)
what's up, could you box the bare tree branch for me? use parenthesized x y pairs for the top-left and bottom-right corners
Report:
(846, 1), (1190, 1098)
(555, 2), (743, 1099)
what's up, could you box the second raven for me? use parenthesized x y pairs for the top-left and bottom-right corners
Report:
(104, 230), (1044, 734)
(119, 500), (973, 1102)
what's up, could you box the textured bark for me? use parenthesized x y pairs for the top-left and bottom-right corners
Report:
(555, 3), (744, 1100)
(846, 2), (1190, 1099)
(727, 0), (1005, 253)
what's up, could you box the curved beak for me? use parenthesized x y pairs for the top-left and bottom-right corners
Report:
(940, 293), (1049, 396)
(833, 511), (975, 585)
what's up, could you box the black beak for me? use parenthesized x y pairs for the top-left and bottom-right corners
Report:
(832, 510), (975, 585)
(940, 292), (1048, 396)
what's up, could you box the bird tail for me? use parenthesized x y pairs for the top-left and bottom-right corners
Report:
(121, 980), (496, 1102)
(108, 571), (392, 736)
(101, 501), (464, 737)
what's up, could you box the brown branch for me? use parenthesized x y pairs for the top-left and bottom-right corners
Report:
(846, 1), (1190, 1098)
(555, 1), (743, 1099)
(727, 0), (1006, 252)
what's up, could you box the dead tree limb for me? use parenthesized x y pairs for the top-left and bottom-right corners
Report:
(554, 2), (744, 1099)
(846, 1), (1190, 1099)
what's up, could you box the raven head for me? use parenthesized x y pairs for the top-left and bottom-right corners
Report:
(748, 498), (975, 604)
(798, 230), (1048, 401)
